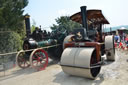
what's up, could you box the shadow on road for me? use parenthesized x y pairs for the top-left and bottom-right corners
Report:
(53, 71), (104, 85)
(0, 67), (37, 81)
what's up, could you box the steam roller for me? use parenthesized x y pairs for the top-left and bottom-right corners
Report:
(60, 6), (115, 79)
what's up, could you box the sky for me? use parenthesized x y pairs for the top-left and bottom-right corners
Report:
(24, 0), (128, 31)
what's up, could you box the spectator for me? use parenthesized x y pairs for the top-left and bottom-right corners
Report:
(125, 34), (128, 49)
(122, 33), (126, 43)
(117, 35), (120, 43)
(114, 34), (119, 43)
(115, 34), (120, 47)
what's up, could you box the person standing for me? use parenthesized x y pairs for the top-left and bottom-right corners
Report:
(114, 34), (118, 43)
(125, 34), (128, 50)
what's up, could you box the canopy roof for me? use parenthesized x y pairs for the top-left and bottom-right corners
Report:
(70, 10), (109, 25)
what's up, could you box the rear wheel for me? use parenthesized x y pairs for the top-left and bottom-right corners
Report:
(16, 50), (30, 68)
(105, 35), (115, 61)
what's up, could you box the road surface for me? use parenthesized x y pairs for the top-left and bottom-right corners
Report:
(0, 50), (128, 85)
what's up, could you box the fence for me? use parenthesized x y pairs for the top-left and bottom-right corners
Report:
(0, 44), (60, 77)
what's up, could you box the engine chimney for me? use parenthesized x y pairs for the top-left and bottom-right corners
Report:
(24, 14), (31, 38)
(80, 6), (88, 38)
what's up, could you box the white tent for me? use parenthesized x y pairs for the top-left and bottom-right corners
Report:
(119, 27), (127, 30)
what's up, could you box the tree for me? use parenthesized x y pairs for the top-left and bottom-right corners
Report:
(50, 16), (82, 33)
(0, 0), (29, 38)
(0, 32), (22, 62)
(0, 0), (28, 31)
(31, 19), (36, 33)
(0, 32), (22, 53)
(0, 0), (28, 54)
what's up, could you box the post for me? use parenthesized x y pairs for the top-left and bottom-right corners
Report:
(99, 24), (103, 42)
(110, 27), (112, 35)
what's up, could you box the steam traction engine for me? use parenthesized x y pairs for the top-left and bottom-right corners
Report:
(16, 15), (67, 71)
(60, 6), (115, 79)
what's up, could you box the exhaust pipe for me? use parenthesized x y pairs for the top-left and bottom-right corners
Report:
(24, 14), (31, 38)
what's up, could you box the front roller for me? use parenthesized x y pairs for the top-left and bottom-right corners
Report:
(105, 35), (115, 61)
(30, 49), (48, 71)
(60, 47), (101, 79)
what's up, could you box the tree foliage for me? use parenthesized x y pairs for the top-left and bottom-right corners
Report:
(0, 32), (22, 53)
(31, 19), (36, 33)
(0, 0), (28, 54)
(0, 0), (28, 31)
(50, 16), (82, 33)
